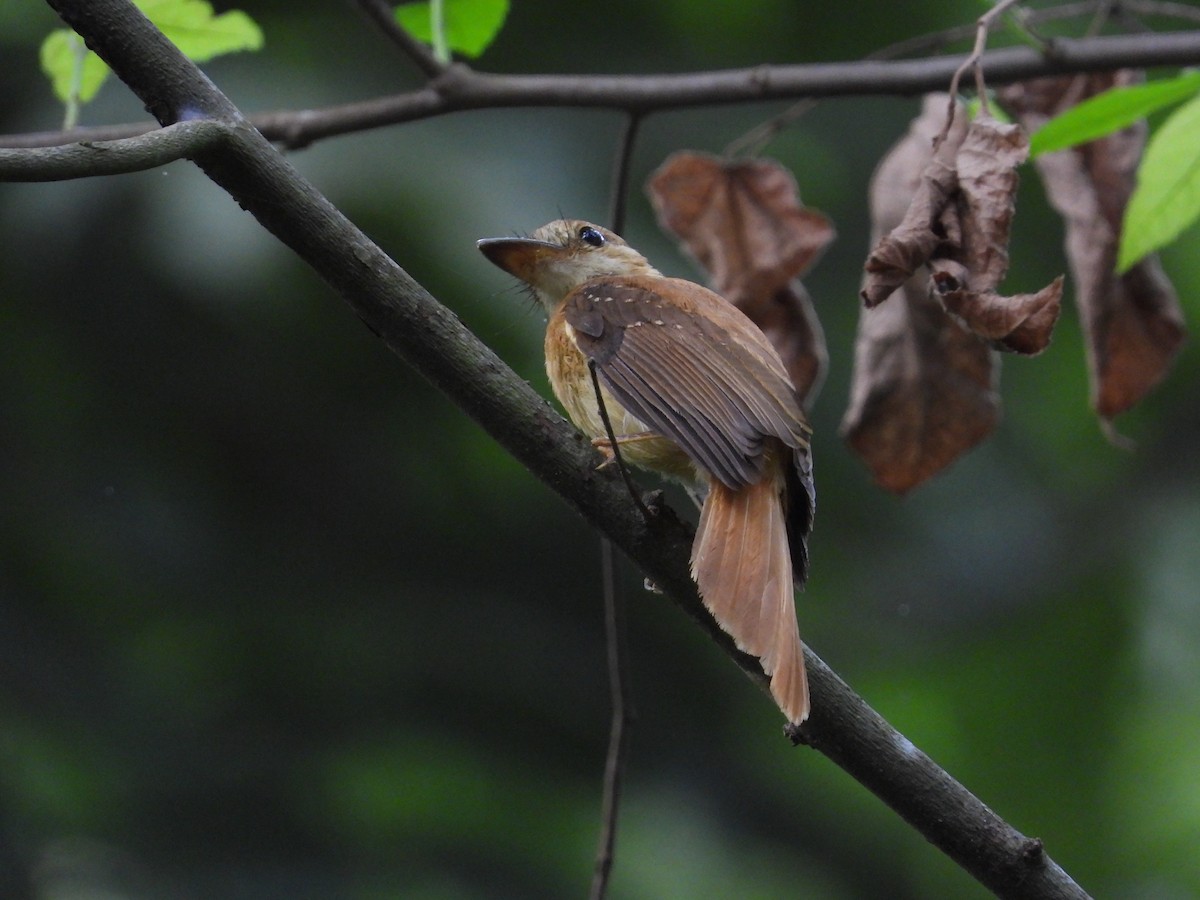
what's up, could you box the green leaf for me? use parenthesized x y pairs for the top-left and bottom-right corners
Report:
(1118, 91), (1200, 272)
(965, 93), (1011, 125)
(1031, 71), (1200, 157)
(39, 0), (262, 111)
(395, 0), (509, 59)
(40, 29), (112, 105)
(139, 0), (263, 62)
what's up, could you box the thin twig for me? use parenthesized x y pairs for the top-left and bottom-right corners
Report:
(722, 1), (990, 158)
(587, 110), (646, 900)
(724, 98), (816, 159)
(588, 536), (633, 900)
(720, 0), (1182, 160)
(1085, 0), (1120, 36)
(587, 111), (650, 517)
(940, 0), (1025, 142)
(588, 361), (652, 523)
(1124, 0), (1200, 24)
(607, 112), (642, 237)
(866, 0), (1156, 60)
(350, 0), (446, 79)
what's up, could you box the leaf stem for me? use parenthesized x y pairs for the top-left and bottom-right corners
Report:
(63, 33), (86, 131)
(430, 0), (450, 65)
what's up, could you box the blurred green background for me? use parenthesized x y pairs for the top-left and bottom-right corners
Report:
(2, 2), (1198, 898)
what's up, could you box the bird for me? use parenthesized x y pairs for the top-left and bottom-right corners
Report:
(478, 219), (815, 724)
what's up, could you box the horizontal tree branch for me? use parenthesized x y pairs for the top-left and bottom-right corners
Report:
(39, 1), (1092, 897)
(3, 28), (1200, 151)
(0, 119), (228, 181)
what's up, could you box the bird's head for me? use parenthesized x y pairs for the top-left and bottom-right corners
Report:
(478, 219), (660, 311)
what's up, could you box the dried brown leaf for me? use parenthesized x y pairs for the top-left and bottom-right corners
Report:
(861, 95), (968, 307)
(842, 273), (998, 494)
(647, 150), (833, 402)
(647, 151), (834, 306)
(1000, 74), (1186, 418)
(954, 115), (1029, 291)
(754, 284), (828, 408)
(930, 260), (1064, 355)
(847, 95), (1002, 492)
(1090, 258), (1185, 418)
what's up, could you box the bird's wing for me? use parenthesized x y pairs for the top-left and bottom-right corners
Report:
(563, 275), (810, 490)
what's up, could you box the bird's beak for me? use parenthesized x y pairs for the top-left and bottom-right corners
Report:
(477, 237), (565, 284)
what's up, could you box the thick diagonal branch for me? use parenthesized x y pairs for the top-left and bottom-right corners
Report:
(42, 1), (1090, 898)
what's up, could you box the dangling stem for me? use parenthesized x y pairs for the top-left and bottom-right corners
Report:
(588, 535), (635, 900)
(430, 0), (450, 65)
(63, 34), (88, 131)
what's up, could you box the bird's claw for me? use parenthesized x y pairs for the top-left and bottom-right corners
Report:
(590, 437), (617, 470)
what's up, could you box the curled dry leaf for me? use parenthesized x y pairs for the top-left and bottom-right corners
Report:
(955, 115), (1029, 292)
(647, 151), (834, 405)
(844, 95), (1000, 493)
(931, 260), (1064, 355)
(863, 103), (1062, 356)
(861, 96), (968, 307)
(935, 115), (1064, 355)
(999, 74), (1186, 420)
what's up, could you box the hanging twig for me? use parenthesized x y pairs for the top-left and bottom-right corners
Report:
(607, 111), (642, 236)
(587, 110), (646, 900)
(587, 362), (652, 524)
(350, 0), (446, 79)
(723, 0), (1118, 159)
(588, 536), (635, 900)
(941, 0), (1026, 138)
(723, 98), (817, 159)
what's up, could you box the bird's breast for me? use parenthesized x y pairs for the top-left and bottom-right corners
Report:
(545, 310), (697, 484)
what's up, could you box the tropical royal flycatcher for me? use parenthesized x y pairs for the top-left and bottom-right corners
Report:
(478, 220), (815, 724)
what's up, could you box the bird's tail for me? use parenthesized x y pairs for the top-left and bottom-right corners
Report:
(691, 466), (809, 724)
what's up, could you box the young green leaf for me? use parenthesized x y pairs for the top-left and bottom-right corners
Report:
(395, 0), (509, 59)
(966, 95), (1011, 125)
(40, 30), (112, 106)
(1031, 71), (1200, 157)
(138, 0), (263, 62)
(1118, 91), (1200, 272)
(40, 0), (262, 111)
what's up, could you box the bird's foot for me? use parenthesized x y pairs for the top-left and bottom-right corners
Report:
(591, 438), (618, 470)
(590, 431), (658, 470)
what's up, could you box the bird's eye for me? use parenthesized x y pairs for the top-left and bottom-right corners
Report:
(579, 225), (606, 248)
